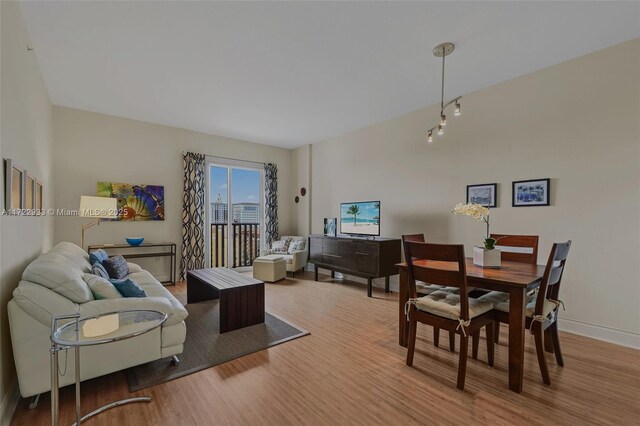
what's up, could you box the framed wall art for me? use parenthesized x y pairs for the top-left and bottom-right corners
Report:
(512, 178), (550, 207)
(466, 183), (497, 207)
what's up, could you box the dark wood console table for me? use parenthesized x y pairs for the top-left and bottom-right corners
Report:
(87, 242), (177, 285)
(309, 235), (401, 297)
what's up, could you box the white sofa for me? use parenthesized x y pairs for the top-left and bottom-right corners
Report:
(7, 242), (187, 399)
(263, 236), (308, 276)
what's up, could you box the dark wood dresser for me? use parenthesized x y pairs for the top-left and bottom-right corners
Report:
(308, 235), (401, 297)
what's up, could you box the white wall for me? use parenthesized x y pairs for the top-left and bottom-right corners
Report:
(52, 107), (293, 278)
(310, 39), (640, 348)
(0, 0), (54, 414)
(289, 144), (312, 236)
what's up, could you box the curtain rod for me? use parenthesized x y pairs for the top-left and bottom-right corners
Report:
(181, 151), (269, 167)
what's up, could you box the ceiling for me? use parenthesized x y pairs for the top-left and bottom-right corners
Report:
(20, 1), (640, 148)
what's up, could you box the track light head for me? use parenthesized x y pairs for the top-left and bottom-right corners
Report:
(454, 101), (461, 116)
(427, 132), (433, 143)
(437, 125), (444, 136)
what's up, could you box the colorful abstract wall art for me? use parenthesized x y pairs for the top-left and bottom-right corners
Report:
(97, 182), (165, 221)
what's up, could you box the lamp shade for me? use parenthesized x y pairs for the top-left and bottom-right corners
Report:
(79, 196), (118, 219)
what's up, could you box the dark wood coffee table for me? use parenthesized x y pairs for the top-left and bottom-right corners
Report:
(187, 268), (265, 333)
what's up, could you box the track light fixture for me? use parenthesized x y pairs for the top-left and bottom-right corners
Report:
(426, 42), (462, 143)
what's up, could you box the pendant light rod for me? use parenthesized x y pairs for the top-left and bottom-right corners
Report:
(426, 42), (463, 141)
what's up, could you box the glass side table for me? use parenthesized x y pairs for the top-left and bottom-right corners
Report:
(50, 310), (167, 426)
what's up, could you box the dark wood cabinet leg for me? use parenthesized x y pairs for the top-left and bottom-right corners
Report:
(331, 270), (335, 279)
(385, 276), (390, 293)
(367, 277), (372, 297)
(314, 264), (319, 281)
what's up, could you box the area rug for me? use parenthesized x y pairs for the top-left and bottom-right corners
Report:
(126, 299), (309, 391)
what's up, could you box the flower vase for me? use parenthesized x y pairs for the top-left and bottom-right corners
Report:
(473, 246), (501, 268)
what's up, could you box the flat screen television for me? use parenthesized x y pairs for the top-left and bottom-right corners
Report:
(340, 201), (380, 236)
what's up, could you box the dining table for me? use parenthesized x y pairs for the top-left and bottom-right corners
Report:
(397, 258), (546, 393)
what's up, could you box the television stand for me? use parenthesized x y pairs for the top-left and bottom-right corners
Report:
(309, 235), (401, 297)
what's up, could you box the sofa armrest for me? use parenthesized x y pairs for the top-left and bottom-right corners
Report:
(261, 248), (274, 256)
(127, 262), (143, 273)
(79, 297), (179, 324)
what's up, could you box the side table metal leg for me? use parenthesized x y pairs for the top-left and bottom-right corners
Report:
(75, 346), (81, 426)
(50, 347), (59, 426)
(71, 397), (152, 426)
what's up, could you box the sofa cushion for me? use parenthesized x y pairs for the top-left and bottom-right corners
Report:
(89, 249), (109, 265)
(91, 262), (110, 279)
(83, 274), (122, 300)
(12, 281), (79, 326)
(126, 271), (188, 326)
(109, 278), (147, 298)
(22, 243), (94, 303)
(102, 255), (129, 279)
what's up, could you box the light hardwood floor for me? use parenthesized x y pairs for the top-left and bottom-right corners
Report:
(11, 272), (640, 425)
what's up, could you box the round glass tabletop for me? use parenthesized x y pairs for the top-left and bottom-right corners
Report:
(51, 310), (167, 347)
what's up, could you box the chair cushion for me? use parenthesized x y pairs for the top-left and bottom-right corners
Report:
(495, 295), (558, 318)
(83, 274), (123, 299)
(416, 281), (445, 295)
(277, 255), (293, 264)
(415, 291), (493, 320)
(254, 255), (284, 263)
(477, 291), (510, 305)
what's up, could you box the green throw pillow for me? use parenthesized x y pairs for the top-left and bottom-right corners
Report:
(83, 273), (123, 300)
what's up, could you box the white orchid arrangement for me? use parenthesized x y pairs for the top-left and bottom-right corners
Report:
(452, 203), (498, 250)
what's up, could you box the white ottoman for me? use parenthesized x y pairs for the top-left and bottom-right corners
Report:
(253, 255), (287, 282)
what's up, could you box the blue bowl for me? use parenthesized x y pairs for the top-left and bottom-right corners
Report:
(126, 237), (144, 246)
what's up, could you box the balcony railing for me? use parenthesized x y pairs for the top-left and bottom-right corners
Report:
(210, 223), (261, 268)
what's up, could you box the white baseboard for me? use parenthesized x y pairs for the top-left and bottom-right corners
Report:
(1, 379), (20, 426)
(559, 317), (640, 349)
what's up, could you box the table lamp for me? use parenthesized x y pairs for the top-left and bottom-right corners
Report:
(79, 196), (118, 249)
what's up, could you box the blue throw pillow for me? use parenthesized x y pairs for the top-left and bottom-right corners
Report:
(89, 249), (109, 265)
(102, 255), (129, 279)
(91, 262), (110, 279)
(109, 278), (147, 298)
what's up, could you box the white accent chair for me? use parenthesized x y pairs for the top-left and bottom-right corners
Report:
(263, 236), (308, 276)
(7, 242), (187, 400)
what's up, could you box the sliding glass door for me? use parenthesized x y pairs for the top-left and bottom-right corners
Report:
(206, 160), (263, 269)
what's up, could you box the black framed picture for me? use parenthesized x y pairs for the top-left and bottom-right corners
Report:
(512, 178), (550, 207)
(323, 218), (337, 237)
(466, 183), (497, 207)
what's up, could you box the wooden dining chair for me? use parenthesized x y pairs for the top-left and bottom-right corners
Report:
(491, 241), (571, 385)
(404, 241), (495, 390)
(476, 234), (540, 347)
(492, 234), (539, 264)
(402, 234), (456, 351)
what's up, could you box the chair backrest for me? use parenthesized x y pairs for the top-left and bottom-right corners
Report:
(403, 241), (470, 320)
(401, 234), (425, 260)
(491, 234), (539, 264)
(535, 241), (572, 316)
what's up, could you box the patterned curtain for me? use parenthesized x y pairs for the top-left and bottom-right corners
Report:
(264, 163), (279, 248)
(180, 152), (206, 279)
